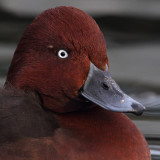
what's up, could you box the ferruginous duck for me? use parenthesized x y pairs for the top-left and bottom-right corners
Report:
(0, 6), (150, 160)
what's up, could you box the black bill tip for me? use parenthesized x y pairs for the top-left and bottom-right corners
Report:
(131, 103), (146, 116)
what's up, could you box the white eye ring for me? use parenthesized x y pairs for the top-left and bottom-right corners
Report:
(57, 50), (68, 58)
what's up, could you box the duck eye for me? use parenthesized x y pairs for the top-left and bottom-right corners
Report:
(57, 50), (68, 58)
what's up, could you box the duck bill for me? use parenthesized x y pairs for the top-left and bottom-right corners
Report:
(80, 62), (145, 115)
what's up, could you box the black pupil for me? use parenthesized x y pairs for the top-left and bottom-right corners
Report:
(61, 52), (66, 57)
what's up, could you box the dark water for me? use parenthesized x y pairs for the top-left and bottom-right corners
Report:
(0, 8), (160, 160)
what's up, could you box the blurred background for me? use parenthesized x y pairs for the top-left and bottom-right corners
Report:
(0, 0), (160, 159)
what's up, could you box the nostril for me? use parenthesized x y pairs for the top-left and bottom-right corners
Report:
(101, 83), (109, 90)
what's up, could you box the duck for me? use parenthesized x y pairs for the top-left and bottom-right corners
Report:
(0, 6), (151, 160)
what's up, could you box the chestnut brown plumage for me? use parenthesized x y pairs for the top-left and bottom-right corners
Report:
(0, 6), (150, 160)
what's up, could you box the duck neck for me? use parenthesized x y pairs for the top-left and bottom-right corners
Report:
(53, 106), (126, 134)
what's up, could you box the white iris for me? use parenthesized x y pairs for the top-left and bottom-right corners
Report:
(58, 50), (68, 58)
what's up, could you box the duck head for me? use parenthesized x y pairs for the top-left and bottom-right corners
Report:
(5, 6), (145, 114)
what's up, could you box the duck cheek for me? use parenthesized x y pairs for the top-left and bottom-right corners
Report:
(62, 61), (90, 99)
(62, 78), (86, 99)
